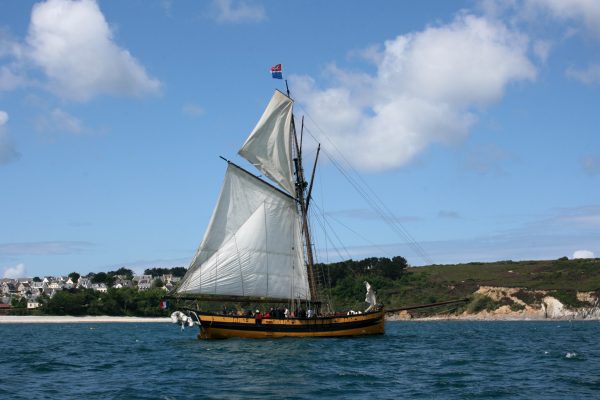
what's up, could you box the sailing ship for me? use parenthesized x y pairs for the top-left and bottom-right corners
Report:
(170, 89), (384, 339)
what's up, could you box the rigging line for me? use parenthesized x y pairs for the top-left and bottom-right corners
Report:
(263, 202), (270, 298)
(317, 142), (433, 264)
(304, 129), (433, 264)
(314, 176), (335, 312)
(307, 209), (335, 310)
(311, 210), (377, 285)
(316, 139), (431, 263)
(313, 203), (396, 259)
(325, 149), (432, 263)
(310, 211), (354, 305)
(233, 234), (245, 296)
(311, 209), (353, 261)
(319, 172), (329, 264)
(294, 105), (434, 264)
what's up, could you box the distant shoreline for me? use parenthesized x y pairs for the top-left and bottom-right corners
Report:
(2, 314), (598, 324)
(0, 315), (171, 324)
(388, 316), (600, 321)
(386, 314), (600, 322)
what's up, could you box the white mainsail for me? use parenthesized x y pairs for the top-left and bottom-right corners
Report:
(238, 90), (296, 195)
(176, 164), (310, 300)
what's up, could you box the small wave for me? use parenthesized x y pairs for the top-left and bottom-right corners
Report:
(565, 352), (577, 359)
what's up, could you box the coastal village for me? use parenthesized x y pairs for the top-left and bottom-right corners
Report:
(0, 273), (180, 313)
(2, 258), (600, 320)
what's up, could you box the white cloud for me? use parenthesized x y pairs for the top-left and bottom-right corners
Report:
(551, 205), (600, 229)
(348, 44), (385, 64)
(532, 40), (552, 63)
(566, 63), (600, 85)
(25, 0), (160, 101)
(2, 263), (26, 279)
(327, 208), (421, 223)
(566, 214), (600, 225)
(438, 210), (462, 219)
(0, 110), (19, 165)
(582, 153), (600, 175)
(0, 27), (22, 59)
(0, 241), (93, 256)
(293, 14), (536, 170)
(212, 0), (266, 23)
(462, 143), (515, 174)
(528, 0), (600, 38)
(572, 249), (595, 259)
(161, 0), (174, 17)
(35, 108), (86, 134)
(0, 65), (27, 91)
(182, 103), (205, 117)
(0, 29), (27, 91)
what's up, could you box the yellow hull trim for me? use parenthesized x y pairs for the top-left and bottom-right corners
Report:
(196, 310), (385, 339)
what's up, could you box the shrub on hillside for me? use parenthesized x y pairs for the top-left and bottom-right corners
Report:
(551, 289), (588, 308)
(466, 295), (498, 313)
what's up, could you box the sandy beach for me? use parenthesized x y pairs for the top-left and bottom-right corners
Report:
(0, 315), (171, 324)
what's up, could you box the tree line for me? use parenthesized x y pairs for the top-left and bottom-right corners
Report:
(29, 288), (169, 317)
(55, 266), (187, 288)
(13, 258), (409, 316)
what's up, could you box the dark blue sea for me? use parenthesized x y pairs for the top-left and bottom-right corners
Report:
(1, 321), (599, 399)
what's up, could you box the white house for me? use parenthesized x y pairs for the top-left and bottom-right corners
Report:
(48, 281), (64, 290)
(77, 278), (92, 290)
(27, 301), (41, 309)
(134, 275), (153, 291)
(114, 277), (133, 288)
(64, 277), (74, 289)
(2, 282), (17, 295)
(92, 283), (108, 293)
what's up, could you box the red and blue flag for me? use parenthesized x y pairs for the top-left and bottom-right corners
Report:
(271, 64), (283, 79)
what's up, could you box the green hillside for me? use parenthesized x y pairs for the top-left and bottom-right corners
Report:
(319, 257), (600, 314)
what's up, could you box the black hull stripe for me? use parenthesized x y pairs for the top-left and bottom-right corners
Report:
(201, 317), (383, 333)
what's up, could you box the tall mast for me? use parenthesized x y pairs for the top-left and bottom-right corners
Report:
(291, 114), (318, 302)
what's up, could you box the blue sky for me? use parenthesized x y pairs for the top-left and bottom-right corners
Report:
(1, 0), (599, 278)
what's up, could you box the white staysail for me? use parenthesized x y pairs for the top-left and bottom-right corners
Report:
(176, 164), (310, 301)
(238, 90), (296, 195)
(365, 281), (377, 312)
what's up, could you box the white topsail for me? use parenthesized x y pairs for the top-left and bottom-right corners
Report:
(238, 90), (295, 195)
(176, 165), (310, 300)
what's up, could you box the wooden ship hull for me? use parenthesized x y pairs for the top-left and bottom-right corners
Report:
(192, 309), (385, 339)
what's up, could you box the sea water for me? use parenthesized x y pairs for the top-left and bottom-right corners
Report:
(0, 321), (599, 399)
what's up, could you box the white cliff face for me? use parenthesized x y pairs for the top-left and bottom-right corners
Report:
(386, 287), (600, 320)
(541, 296), (576, 319)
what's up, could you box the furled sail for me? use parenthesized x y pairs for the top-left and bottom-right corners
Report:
(238, 90), (295, 195)
(176, 164), (310, 300)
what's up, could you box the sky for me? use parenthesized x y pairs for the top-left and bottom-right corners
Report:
(1, 0), (599, 278)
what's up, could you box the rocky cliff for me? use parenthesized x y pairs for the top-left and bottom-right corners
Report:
(387, 286), (600, 320)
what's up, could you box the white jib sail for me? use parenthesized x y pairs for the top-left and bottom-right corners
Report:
(176, 164), (310, 301)
(238, 90), (296, 195)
